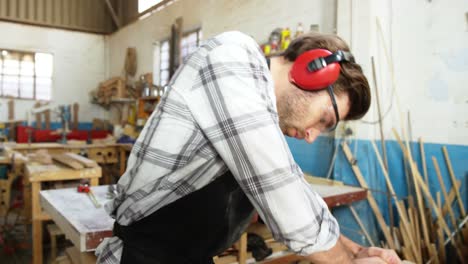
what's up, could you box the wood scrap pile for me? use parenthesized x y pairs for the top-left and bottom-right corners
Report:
(51, 153), (98, 170)
(90, 77), (127, 107)
(341, 129), (467, 263)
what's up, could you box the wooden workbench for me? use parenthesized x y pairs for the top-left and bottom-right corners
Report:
(26, 162), (102, 264)
(38, 181), (365, 264)
(11, 142), (132, 164)
(40, 185), (114, 263)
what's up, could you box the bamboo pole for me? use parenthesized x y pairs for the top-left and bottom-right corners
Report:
(442, 146), (466, 217)
(419, 138), (429, 185)
(392, 128), (465, 263)
(433, 156), (458, 229)
(370, 141), (420, 262)
(371, 56), (394, 237)
(349, 205), (376, 247)
(341, 142), (396, 250)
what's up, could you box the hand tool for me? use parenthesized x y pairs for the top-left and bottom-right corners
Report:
(77, 182), (101, 208)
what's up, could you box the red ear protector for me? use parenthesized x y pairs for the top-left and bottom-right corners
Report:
(289, 49), (355, 90)
(288, 49), (355, 131)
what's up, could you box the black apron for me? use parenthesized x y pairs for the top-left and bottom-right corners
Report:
(113, 171), (255, 264)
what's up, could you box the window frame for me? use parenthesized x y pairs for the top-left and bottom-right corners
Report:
(158, 28), (202, 87)
(0, 48), (53, 101)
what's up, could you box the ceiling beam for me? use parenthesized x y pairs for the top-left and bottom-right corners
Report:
(103, 0), (120, 28)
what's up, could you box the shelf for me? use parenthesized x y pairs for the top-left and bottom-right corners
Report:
(140, 96), (160, 101)
(110, 98), (135, 103)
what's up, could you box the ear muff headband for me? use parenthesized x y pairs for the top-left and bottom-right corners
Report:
(288, 49), (355, 90)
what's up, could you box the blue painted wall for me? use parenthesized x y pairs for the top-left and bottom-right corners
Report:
(286, 136), (468, 246)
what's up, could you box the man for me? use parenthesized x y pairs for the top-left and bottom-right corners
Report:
(96, 31), (401, 264)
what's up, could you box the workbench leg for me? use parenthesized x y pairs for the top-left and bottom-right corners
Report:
(90, 178), (99, 186)
(238, 233), (247, 264)
(32, 182), (43, 264)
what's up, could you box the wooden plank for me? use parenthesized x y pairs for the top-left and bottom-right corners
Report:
(52, 154), (84, 170)
(26, 164), (101, 182)
(371, 141), (420, 261)
(341, 142), (396, 250)
(304, 173), (344, 186)
(64, 153), (98, 168)
(442, 146), (466, 217)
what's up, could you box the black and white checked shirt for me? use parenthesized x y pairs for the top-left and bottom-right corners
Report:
(96, 31), (339, 263)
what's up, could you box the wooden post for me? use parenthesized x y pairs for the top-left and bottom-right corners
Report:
(341, 142), (396, 250)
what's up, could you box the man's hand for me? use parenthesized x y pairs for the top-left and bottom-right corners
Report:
(355, 247), (401, 264)
(340, 235), (401, 264)
(352, 256), (390, 263)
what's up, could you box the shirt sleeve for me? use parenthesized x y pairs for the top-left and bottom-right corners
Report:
(184, 43), (340, 255)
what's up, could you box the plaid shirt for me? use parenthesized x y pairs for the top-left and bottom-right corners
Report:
(96, 31), (339, 263)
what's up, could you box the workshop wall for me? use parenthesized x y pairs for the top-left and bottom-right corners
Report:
(0, 21), (108, 123)
(337, 0), (468, 146)
(323, 0), (468, 246)
(106, 0), (337, 81)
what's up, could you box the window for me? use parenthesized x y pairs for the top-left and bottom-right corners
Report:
(158, 29), (202, 87)
(138, 0), (163, 13)
(181, 29), (202, 62)
(0, 50), (53, 100)
(159, 40), (170, 87)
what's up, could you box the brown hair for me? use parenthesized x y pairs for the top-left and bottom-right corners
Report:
(282, 33), (371, 120)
